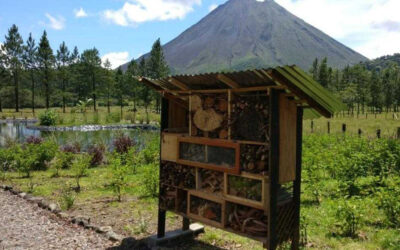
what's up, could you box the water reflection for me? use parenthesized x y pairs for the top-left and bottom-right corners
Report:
(0, 121), (156, 150)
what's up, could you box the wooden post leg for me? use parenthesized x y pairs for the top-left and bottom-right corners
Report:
(182, 217), (190, 231)
(157, 209), (166, 238)
(291, 107), (303, 250)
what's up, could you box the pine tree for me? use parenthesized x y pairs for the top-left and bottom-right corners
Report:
(318, 57), (329, 87)
(147, 39), (169, 113)
(37, 30), (54, 109)
(138, 57), (152, 123)
(369, 70), (382, 113)
(56, 41), (71, 113)
(81, 48), (101, 111)
(310, 58), (319, 81)
(115, 67), (125, 117)
(102, 59), (114, 113)
(22, 33), (38, 113)
(0, 24), (24, 112)
(126, 59), (140, 119)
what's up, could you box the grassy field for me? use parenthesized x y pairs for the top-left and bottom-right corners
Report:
(1, 112), (400, 249)
(304, 112), (400, 138)
(0, 106), (161, 126)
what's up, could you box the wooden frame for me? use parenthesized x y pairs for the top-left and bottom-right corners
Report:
(224, 172), (269, 210)
(177, 136), (241, 175)
(187, 190), (225, 228)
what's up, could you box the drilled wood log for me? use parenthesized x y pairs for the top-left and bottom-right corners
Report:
(191, 95), (202, 111)
(193, 108), (223, 132)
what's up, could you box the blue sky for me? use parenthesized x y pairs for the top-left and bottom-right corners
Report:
(0, 0), (399, 68)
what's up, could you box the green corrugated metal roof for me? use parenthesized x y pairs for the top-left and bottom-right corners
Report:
(141, 65), (345, 118)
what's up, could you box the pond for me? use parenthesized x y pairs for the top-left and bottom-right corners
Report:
(0, 121), (158, 151)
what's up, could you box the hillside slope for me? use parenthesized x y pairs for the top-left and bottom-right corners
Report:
(123, 0), (368, 73)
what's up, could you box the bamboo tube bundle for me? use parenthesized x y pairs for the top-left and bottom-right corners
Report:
(231, 94), (269, 142)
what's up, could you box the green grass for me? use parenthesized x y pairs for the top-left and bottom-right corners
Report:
(0, 106), (161, 126)
(2, 113), (400, 249)
(304, 112), (400, 138)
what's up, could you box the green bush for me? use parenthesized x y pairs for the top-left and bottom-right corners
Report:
(71, 154), (90, 192)
(141, 163), (159, 197)
(109, 157), (129, 202)
(378, 187), (400, 228)
(333, 200), (361, 237)
(39, 109), (58, 126)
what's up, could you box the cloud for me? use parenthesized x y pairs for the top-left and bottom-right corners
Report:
(103, 0), (202, 26)
(74, 7), (88, 18)
(45, 13), (65, 30)
(101, 51), (130, 69)
(275, 0), (400, 59)
(208, 4), (218, 12)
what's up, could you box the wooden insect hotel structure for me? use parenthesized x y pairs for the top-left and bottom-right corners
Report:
(141, 65), (343, 249)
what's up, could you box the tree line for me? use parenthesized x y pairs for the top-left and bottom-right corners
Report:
(310, 57), (400, 114)
(0, 24), (169, 116)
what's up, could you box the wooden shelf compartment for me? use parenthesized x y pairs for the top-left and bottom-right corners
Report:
(224, 172), (269, 211)
(160, 161), (196, 190)
(177, 136), (240, 174)
(187, 190), (225, 229)
(196, 168), (224, 195)
(224, 201), (268, 243)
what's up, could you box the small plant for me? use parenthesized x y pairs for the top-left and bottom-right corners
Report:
(334, 201), (361, 237)
(76, 98), (93, 113)
(25, 136), (44, 145)
(92, 112), (100, 124)
(141, 163), (159, 197)
(71, 154), (90, 192)
(378, 188), (400, 228)
(113, 135), (134, 154)
(50, 152), (66, 177)
(106, 112), (121, 123)
(87, 144), (106, 167)
(27, 174), (35, 193)
(39, 109), (58, 126)
(60, 185), (76, 210)
(109, 157), (129, 202)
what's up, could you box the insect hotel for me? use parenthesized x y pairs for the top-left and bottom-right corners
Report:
(141, 65), (343, 249)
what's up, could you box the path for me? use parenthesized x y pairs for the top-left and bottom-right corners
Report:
(0, 189), (115, 250)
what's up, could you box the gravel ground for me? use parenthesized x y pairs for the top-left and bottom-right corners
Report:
(0, 189), (116, 250)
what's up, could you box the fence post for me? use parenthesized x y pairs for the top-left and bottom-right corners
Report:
(342, 124), (346, 134)
(377, 129), (381, 139)
(397, 127), (400, 139)
(358, 129), (362, 137)
(365, 113), (368, 119)
(327, 121), (330, 134)
(311, 120), (314, 133)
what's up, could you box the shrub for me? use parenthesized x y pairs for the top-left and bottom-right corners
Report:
(92, 112), (100, 124)
(50, 154), (63, 177)
(334, 201), (361, 237)
(106, 112), (121, 123)
(71, 154), (90, 192)
(109, 157), (129, 202)
(137, 136), (159, 165)
(141, 163), (159, 197)
(62, 143), (81, 154)
(113, 135), (134, 154)
(28, 141), (58, 171)
(60, 186), (76, 210)
(39, 109), (58, 126)
(25, 136), (44, 145)
(378, 188), (400, 228)
(87, 144), (106, 167)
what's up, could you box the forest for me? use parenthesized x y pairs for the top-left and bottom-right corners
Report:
(1, 24), (400, 118)
(0, 24), (169, 118)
